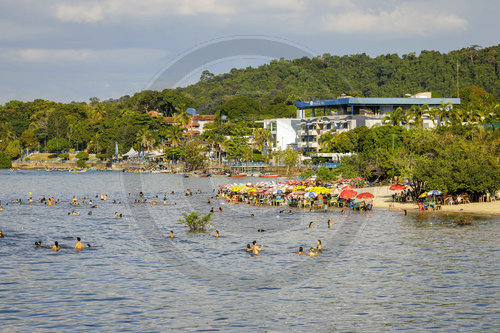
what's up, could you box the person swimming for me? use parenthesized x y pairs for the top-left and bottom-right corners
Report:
(250, 214), (255, 218)
(218, 207), (223, 212)
(307, 247), (317, 257)
(71, 210), (80, 216)
(52, 241), (60, 252)
(403, 209), (408, 216)
(88, 210), (92, 215)
(114, 212), (119, 218)
(0, 231), (4, 238)
(245, 244), (252, 252)
(251, 240), (263, 254)
(215, 230), (220, 238)
(307, 221), (314, 229)
(35, 241), (50, 249)
(315, 240), (322, 253)
(207, 199), (211, 204)
(296, 246), (306, 254)
(328, 219), (332, 229)
(257, 229), (265, 232)
(210, 207), (215, 213)
(169, 231), (174, 239)
(75, 237), (84, 251)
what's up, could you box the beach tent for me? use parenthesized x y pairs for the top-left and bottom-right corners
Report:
(123, 147), (138, 158)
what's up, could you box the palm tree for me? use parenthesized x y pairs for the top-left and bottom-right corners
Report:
(448, 107), (466, 125)
(320, 130), (336, 152)
(202, 130), (225, 165)
(382, 107), (407, 126)
(252, 128), (273, 154)
(434, 101), (452, 126)
(165, 125), (184, 148)
(406, 105), (428, 129)
(89, 104), (106, 122)
(136, 128), (156, 154)
(463, 107), (483, 124)
(173, 110), (192, 132)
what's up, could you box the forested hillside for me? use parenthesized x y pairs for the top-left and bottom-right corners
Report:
(181, 45), (499, 114)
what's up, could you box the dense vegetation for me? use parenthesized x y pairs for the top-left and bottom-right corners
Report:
(309, 124), (500, 197)
(183, 45), (500, 114)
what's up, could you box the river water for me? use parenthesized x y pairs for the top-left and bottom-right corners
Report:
(0, 170), (498, 332)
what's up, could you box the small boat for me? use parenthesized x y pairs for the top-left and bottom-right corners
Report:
(230, 174), (247, 177)
(70, 169), (87, 173)
(260, 174), (282, 178)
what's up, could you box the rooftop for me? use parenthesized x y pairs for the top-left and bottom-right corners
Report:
(296, 97), (460, 108)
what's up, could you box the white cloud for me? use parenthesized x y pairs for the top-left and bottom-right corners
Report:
(2, 47), (168, 64)
(321, 3), (468, 36)
(53, 0), (238, 23)
(55, 3), (104, 23)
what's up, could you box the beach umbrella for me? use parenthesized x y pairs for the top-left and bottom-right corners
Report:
(427, 190), (442, 196)
(342, 185), (355, 190)
(390, 184), (406, 191)
(339, 189), (357, 199)
(305, 192), (317, 198)
(357, 192), (374, 199)
(419, 192), (427, 198)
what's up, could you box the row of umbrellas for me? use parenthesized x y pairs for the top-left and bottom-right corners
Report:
(221, 181), (375, 201)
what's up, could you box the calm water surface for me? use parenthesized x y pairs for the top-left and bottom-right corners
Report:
(0, 170), (498, 332)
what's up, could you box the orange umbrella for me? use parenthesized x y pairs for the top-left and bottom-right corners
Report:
(357, 192), (374, 199)
(339, 189), (357, 199)
(390, 184), (406, 191)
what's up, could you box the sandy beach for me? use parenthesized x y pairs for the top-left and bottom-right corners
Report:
(365, 185), (500, 216)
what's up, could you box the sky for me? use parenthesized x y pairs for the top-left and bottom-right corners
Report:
(0, 0), (498, 104)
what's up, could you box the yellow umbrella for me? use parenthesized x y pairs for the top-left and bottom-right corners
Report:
(419, 192), (427, 198)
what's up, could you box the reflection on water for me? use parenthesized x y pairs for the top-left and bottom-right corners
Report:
(0, 170), (498, 331)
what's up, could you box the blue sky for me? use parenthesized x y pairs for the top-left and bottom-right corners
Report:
(1, 0), (498, 103)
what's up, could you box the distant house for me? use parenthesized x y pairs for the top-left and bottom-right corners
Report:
(153, 114), (216, 136)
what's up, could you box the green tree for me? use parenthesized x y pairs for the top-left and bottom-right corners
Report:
(283, 147), (300, 174)
(46, 138), (70, 153)
(181, 139), (207, 170)
(0, 152), (12, 168)
(20, 129), (39, 150)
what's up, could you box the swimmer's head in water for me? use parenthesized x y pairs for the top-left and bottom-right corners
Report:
(54, 241), (59, 246)
(77, 237), (81, 241)
(253, 240), (257, 245)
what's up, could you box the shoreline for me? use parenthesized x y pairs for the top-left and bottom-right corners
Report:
(368, 185), (500, 216)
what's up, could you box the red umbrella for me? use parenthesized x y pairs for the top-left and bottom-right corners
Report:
(357, 192), (374, 199)
(390, 184), (406, 191)
(342, 185), (356, 190)
(339, 189), (357, 199)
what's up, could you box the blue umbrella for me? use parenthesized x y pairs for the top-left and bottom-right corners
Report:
(306, 192), (317, 198)
(277, 189), (283, 194)
(427, 190), (442, 196)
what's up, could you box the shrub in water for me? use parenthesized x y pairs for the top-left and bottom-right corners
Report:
(179, 212), (213, 232)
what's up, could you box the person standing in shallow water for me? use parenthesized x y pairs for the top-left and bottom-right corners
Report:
(75, 237), (84, 251)
(52, 241), (60, 252)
